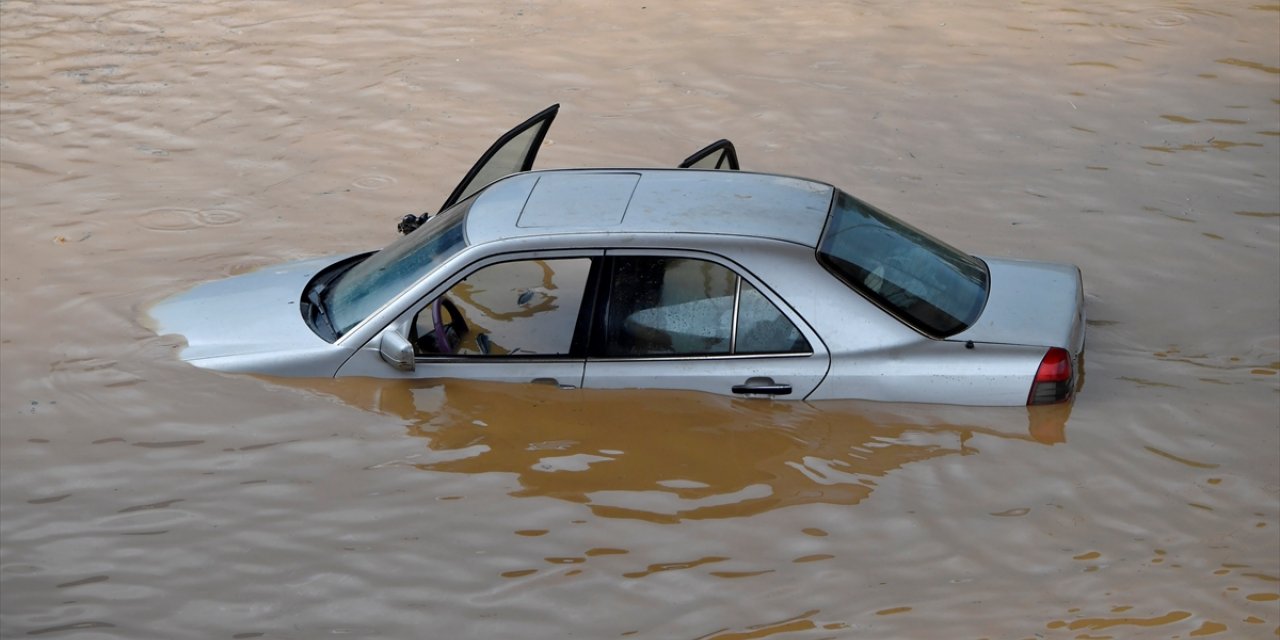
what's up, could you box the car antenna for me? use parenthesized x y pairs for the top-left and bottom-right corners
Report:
(397, 211), (430, 235)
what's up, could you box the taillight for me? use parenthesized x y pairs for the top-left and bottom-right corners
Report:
(1028, 347), (1073, 405)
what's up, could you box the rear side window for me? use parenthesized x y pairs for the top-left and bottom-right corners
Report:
(597, 256), (810, 357)
(735, 280), (807, 354)
(817, 191), (988, 337)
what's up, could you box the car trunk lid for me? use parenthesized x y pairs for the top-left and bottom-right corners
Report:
(949, 257), (1085, 353)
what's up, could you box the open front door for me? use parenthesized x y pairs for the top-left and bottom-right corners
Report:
(678, 139), (739, 170)
(440, 104), (560, 211)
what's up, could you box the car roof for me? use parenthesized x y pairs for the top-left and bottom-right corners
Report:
(463, 168), (836, 248)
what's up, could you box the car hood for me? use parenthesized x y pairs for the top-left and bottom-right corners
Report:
(950, 257), (1085, 352)
(149, 254), (353, 361)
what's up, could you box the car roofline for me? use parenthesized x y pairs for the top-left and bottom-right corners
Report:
(463, 168), (838, 249)
(465, 227), (826, 249)
(519, 166), (838, 188)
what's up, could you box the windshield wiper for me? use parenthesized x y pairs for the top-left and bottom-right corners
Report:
(307, 283), (337, 338)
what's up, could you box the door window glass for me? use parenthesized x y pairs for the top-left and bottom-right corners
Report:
(600, 257), (809, 357)
(454, 126), (541, 205)
(441, 105), (558, 210)
(735, 280), (810, 354)
(414, 258), (590, 357)
(679, 139), (740, 170)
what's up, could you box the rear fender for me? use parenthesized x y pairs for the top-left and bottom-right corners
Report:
(811, 339), (1045, 406)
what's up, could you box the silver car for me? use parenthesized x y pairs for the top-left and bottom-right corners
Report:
(150, 105), (1085, 406)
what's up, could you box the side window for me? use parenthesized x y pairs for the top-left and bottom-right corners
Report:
(735, 281), (810, 354)
(414, 258), (591, 357)
(600, 257), (810, 357)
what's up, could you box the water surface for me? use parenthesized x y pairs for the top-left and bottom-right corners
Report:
(2, 1), (1277, 638)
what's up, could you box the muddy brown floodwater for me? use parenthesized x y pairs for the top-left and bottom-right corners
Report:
(1, 1), (1277, 638)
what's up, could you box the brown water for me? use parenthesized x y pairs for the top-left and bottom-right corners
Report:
(2, 1), (1277, 638)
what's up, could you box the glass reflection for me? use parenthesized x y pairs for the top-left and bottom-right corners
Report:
(289, 378), (1073, 523)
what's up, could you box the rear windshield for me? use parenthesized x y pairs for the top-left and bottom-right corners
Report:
(817, 190), (988, 337)
(325, 198), (472, 336)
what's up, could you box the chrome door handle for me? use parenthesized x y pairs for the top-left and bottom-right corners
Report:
(531, 377), (576, 390)
(731, 377), (792, 396)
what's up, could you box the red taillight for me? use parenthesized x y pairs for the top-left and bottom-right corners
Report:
(1028, 347), (1073, 405)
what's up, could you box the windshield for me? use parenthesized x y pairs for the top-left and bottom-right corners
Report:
(817, 190), (988, 337)
(325, 198), (471, 337)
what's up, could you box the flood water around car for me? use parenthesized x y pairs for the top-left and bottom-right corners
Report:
(1, 1), (1277, 638)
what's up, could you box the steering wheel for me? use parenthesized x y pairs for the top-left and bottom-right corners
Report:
(431, 297), (469, 354)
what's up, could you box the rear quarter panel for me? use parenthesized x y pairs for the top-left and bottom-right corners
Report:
(810, 340), (1046, 405)
(720, 240), (1048, 406)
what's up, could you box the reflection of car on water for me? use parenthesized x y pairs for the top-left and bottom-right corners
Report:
(283, 377), (1072, 522)
(150, 105), (1085, 406)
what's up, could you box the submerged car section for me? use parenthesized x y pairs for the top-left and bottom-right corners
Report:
(581, 247), (829, 398)
(641, 232), (1064, 406)
(948, 257), (1085, 404)
(151, 104), (1085, 406)
(150, 254), (348, 371)
(325, 169), (1083, 405)
(335, 171), (837, 399)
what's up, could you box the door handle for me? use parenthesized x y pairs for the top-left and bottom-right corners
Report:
(531, 377), (576, 390)
(731, 377), (792, 396)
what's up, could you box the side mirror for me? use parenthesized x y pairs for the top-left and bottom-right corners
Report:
(379, 331), (416, 372)
(397, 213), (429, 235)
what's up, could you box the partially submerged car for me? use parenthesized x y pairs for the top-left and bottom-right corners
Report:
(150, 105), (1084, 406)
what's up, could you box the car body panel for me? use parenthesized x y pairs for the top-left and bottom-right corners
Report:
(517, 172), (639, 229)
(950, 257), (1085, 354)
(810, 340), (1048, 405)
(150, 254), (353, 363)
(798, 255), (1082, 405)
(581, 246), (831, 399)
(698, 238), (1054, 405)
(464, 170), (834, 248)
(584, 354), (827, 399)
(339, 351), (587, 388)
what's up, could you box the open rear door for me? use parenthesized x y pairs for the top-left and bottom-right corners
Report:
(679, 139), (739, 170)
(440, 104), (560, 211)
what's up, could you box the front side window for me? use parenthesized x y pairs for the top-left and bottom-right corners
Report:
(324, 197), (472, 337)
(414, 258), (592, 357)
(818, 190), (988, 337)
(598, 256), (810, 357)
